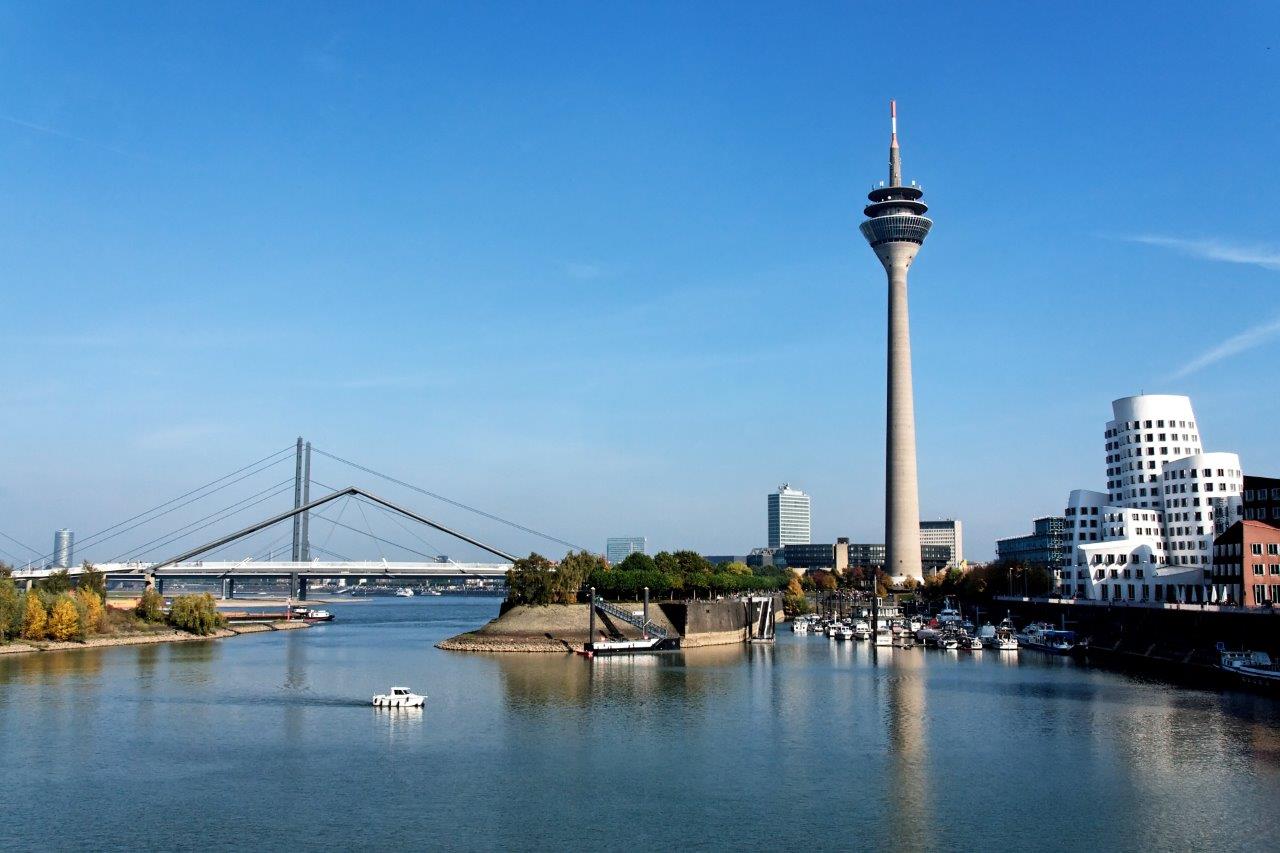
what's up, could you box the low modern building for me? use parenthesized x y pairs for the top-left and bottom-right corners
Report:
(919, 519), (964, 567)
(1063, 394), (1244, 604)
(996, 516), (1068, 570)
(606, 537), (646, 565)
(767, 484), (811, 548)
(778, 542), (950, 576)
(1211, 520), (1280, 607)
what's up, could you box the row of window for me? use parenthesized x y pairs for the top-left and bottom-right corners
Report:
(1106, 419), (1195, 437)
(1243, 488), (1280, 501)
(1244, 507), (1280, 521)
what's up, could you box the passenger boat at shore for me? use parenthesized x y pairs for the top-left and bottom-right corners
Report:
(1017, 622), (1077, 654)
(1218, 646), (1280, 688)
(290, 606), (335, 622)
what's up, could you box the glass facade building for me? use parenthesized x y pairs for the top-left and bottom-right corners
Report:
(605, 537), (646, 566)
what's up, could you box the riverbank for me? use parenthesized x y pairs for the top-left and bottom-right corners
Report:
(0, 620), (310, 656)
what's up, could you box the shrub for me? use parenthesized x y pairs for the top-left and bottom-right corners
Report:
(76, 588), (105, 635)
(167, 593), (225, 636)
(0, 579), (20, 640)
(20, 593), (47, 640)
(135, 588), (165, 622)
(47, 595), (81, 641)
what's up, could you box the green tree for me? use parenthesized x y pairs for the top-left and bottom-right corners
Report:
(167, 593), (225, 635)
(653, 552), (679, 575)
(47, 594), (82, 641)
(506, 553), (557, 606)
(673, 551), (712, 578)
(78, 563), (107, 600)
(718, 561), (751, 576)
(38, 569), (72, 595)
(615, 552), (657, 574)
(20, 593), (47, 640)
(135, 588), (165, 622)
(555, 551), (607, 604)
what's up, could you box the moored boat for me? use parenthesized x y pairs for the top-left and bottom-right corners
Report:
(1017, 622), (1077, 654)
(1218, 647), (1280, 688)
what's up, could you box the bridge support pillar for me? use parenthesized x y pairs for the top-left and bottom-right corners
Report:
(290, 573), (301, 601)
(155, 576), (163, 596)
(24, 577), (33, 592)
(222, 578), (234, 600)
(144, 572), (155, 591)
(298, 577), (308, 602)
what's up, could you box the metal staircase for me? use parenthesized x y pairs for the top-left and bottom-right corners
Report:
(592, 596), (670, 639)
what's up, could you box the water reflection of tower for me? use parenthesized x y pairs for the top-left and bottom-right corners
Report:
(882, 648), (931, 848)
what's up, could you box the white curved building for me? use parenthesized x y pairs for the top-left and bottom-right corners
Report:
(1062, 395), (1243, 603)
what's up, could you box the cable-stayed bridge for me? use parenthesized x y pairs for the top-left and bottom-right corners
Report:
(5, 439), (585, 598)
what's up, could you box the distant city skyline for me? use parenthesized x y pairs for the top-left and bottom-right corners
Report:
(0, 5), (1278, 564)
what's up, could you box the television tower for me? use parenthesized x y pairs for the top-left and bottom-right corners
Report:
(859, 100), (932, 582)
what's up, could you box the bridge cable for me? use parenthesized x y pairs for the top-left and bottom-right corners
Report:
(108, 480), (297, 563)
(311, 447), (589, 552)
(306, 511), (441, 562)
(29, 445), (296, 566)
(311, 478), (451, 561)
(353, 498), (386, 562)
(0, 529), (40, 556)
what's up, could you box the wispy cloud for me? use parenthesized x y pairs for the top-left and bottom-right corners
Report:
(1124, 234), (1280, 272)
(563, 262), (607, 281)
(1170, 316), (1280, 379)
(0, 114), (144, 160)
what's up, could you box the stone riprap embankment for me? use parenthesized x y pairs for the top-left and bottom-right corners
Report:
(437, 596), (782, 653)
(0, 621), (310, 656)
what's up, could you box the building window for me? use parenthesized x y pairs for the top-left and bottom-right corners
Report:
(1254, 563), (1265, 575)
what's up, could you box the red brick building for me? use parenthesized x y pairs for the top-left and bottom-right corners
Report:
(1212, 519), (1280, 607)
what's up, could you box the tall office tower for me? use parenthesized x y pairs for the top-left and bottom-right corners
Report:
(919, 519), (964, 568)
(768, 484), (812, 548)
(53, 529), (74, 569)
(1064, 394), (1243, 604)
(606, 537), (646, 565)
(859, 100), (932, 582)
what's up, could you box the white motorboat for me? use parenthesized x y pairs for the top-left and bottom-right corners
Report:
(852, 620), (871, 640)
(372, 686), (425, 708)
(792, 618), (810, 634)
(873, 625), (894, 646)
(984, 617), (1018, 651)
(394, 587), (415, 597)
(833, 623), (855, 641)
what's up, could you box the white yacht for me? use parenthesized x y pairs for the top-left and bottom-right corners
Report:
(372, 686), (425, 708)
(394, 587), (415, 598)
(852, 620), (871, 641)
(1017, 623), (1076, 654)
(1218, 647), (1280, 688)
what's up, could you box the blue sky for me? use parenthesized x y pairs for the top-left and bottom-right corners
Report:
(2, 2), (1278, 565)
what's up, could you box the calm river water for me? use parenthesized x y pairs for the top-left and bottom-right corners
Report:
(1, 598), (1277, 852)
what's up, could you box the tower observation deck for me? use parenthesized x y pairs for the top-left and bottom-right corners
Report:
(859, 100), (932, 582)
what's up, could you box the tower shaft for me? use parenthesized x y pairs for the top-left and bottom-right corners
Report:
(885, 249), (922, 579)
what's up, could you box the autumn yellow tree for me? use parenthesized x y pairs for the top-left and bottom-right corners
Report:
(76, 588), (105, 634)
(20, 594), (47, 640)
(47, 595), (81, 641)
